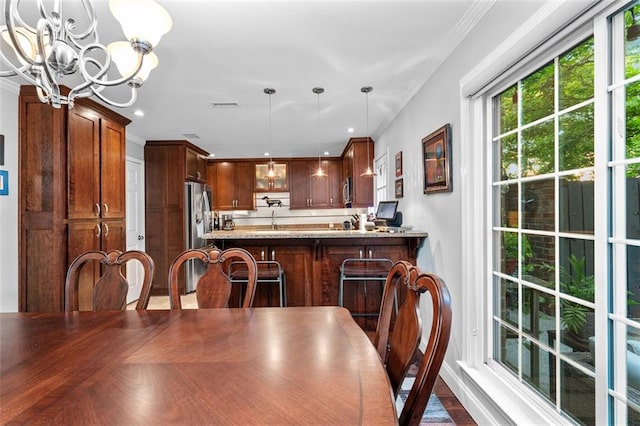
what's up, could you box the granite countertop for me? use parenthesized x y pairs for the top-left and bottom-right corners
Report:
(202, 228), (428, 239)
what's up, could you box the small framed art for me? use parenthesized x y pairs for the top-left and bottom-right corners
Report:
(395, 151), (402, 177)
(395, 178), (403, 198)
(422, 123), (452, 194)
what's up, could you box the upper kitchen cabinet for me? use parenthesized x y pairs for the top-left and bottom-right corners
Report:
(68, 104), (126, 220)
(208, 161), (255, 210)
(342, 137), (374, 208)
(255, 162), (288, 192)
(146, 140), (209, 183)
(289, 159), (343, 209)
(18, 85), (130, 312)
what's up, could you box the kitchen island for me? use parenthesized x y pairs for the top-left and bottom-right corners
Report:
(203, 228), (428, 330)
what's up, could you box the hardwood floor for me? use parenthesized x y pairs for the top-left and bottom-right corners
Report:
(433, 376), (476, 425)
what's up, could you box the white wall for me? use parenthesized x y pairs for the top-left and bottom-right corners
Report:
(375, 0), (595, 423)
(0, 81), (19, 312)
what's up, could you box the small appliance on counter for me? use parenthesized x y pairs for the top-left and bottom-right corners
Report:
(221, 214), (235, 230)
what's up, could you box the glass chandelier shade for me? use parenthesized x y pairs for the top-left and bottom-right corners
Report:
(0, 0), (172, 109)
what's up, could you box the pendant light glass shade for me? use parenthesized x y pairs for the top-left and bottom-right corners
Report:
(108, 42), (158, 85)
(312, 87), (326, 177)
(109, 0), (173, 51)
(360, 86), (377, 177)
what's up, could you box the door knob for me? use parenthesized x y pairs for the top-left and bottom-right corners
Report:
(138, 235), (144, 240)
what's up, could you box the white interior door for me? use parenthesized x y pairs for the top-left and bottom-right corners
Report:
(125, 157), (145, 304)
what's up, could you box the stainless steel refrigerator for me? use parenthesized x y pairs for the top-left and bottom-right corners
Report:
(184, 181), (212, 292)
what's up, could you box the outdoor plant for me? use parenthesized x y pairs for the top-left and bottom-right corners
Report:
(503, 232), (534, 275)
(558, 254), (594, 335)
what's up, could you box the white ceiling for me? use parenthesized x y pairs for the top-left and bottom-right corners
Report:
(5, 0), (493, 158)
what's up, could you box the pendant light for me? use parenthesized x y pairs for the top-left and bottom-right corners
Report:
(264, 88), (276, 178)
(312, 87), (326, 177)
(360, 86), (377, 177)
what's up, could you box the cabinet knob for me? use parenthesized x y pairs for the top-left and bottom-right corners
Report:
(94, 203), (100, 217)
(103, 223), (109, 237)
(103, 203), (109, 217)
(95, 224), (101, 238)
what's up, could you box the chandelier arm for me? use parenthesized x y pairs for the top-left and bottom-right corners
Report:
(68, 56), (110, 102)
(64, 0), (98, 45)
(90, 84), (138, 109)
(5, 1), (37, 66)
(36, 19), (57, 89)
(0, 46), (36, 80)
(8, 0), (38, 35)
(77, 43), (144, 87)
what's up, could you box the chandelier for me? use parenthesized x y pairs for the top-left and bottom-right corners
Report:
(0, 0), (172, 109)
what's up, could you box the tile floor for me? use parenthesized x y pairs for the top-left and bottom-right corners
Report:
(127, 293), (197, 310)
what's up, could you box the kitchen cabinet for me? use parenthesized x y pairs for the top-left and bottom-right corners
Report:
(342, 137), (374, 208)
(144, 141), (209, 295)
(209, 161), (255, 210)
(289, 159), (343, 209)
(319, 241), (408, 330)
(255, 162), (288, 192)
(18, 85), (130, 312)
(217, 240), (314, 307)
(186, 147), (208, 182)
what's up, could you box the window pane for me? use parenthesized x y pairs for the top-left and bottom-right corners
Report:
(522, 179), (554, 231)
(629, 246), (640, 319)
(560, 360), (595, 425)
(496, 85), (518, 134)
(627, 325), (640, 410)
(522, 62), (555, 124)
(495, 134), (518, 181)
(626, 80), (640, 161)
(495, 276), (518, 326)
(559, 37), (594, 110)
(629, 171), (640, 239)
(522, 120), (554, 176)
(558, 175), (594, 234)
(522, 338), (554, 400)
(625, 5), (640, 80)
(558, 245), (595, 304)
(501, 231), (520, 276)
(496, 183), (518, 227)
(524, 234), (554, 288)
(495, 322), (518, 374)
(560, 304), (594, 351)
(559, 104), (594, 171)
(522, 286), (555, 340)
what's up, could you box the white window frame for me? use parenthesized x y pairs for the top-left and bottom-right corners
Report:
(458, 1), (632, 424)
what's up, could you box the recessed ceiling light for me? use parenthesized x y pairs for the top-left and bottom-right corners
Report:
(347, 127), (354, 133)
(133, 110), (144, 117)
(264, 152), (270, 156)
(208, 153), (215, 158)
(323, 151), (329, 156)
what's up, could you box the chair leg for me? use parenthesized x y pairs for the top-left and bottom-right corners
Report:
(338, 274), (345, 307)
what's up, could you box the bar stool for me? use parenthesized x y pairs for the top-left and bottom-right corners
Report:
(229, 260), (287, 307)
(338, 258), (395, 317)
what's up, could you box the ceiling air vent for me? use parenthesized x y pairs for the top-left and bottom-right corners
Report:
(210, 101), (239, 108)
(181, 133), (201, 139)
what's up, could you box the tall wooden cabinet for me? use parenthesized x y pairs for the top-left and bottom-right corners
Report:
(18, 86), (130, 312)
(342, 137), (374, 207)
(144, 140), (209, 295)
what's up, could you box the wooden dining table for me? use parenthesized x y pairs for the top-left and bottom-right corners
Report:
(0, 306), (397, 425)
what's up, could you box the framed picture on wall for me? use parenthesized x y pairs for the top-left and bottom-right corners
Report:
(422, 123), (452, 194)
(395, 178), (403, 198)
(395, 151), (402, 177)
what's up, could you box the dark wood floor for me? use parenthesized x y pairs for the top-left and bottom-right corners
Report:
(433, 376), (476, 425)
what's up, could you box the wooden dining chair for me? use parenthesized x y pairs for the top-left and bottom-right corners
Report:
(168, 247), (258, 309)
(373, 261), (452, 426)
(65, 250), (155, 311)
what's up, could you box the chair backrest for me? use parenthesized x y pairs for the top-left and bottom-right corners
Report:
(65, 250), (155, 311)
(168, 247), (257, 309)
(373, 261), (452, 426)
